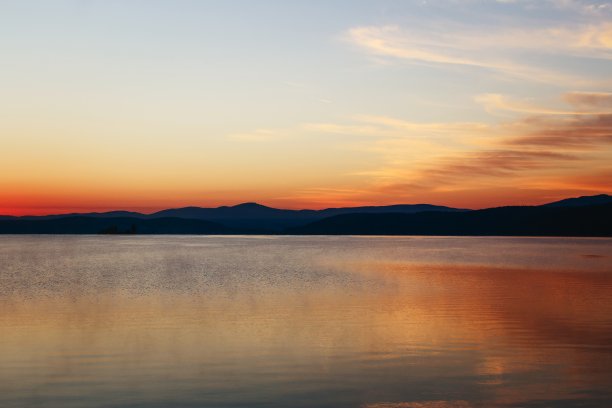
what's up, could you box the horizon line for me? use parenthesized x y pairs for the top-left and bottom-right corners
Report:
(2, 193), (611, 218)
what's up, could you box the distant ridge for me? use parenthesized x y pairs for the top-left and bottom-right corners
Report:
(0, 194), (610, 236)
(93, 202), (465, 230)
(287, 203), (612, 237)
(4, 202), (462, 229)
(543, 194), (612, 207)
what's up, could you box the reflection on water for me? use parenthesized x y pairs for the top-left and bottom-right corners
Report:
(0, 236), (611, 408)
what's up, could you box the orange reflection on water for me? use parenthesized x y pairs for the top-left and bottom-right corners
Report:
(0, 236), (611, 407)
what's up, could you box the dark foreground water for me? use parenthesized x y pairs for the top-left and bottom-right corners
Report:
(1, 236), (611, 408)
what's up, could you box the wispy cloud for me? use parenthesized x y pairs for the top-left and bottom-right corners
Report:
(345, 22), (612, 84)
(506, 114), (612, 147)
(563, 91), (612, 108)
(428, 150), (577, 179)
(372, 93), (612, 197)
(230, 88), (612, 207)
(348, 22), (612, 56)
(477, 93), (612, 115)
(357, 115), (490, 134)
(234, 116), (489, 143)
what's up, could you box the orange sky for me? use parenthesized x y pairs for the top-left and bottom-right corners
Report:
(1, 1), (611, 215)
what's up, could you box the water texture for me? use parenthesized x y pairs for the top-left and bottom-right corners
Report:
(1, 235), (611, 408)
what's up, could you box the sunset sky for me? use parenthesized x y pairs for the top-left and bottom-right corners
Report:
(1, 0), (611, 215)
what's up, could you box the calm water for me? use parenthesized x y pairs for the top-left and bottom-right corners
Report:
(1, 236), (611, 408)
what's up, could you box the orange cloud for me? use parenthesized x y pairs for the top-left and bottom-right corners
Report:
(284, 92), (612, 208)
(476, 93), (612, 115)
(563, 91), (612, 108)
(507, 114), (612, 147)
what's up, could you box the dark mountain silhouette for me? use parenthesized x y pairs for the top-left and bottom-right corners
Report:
(149, 202), (464, 230)
(543, 194), (612, 207)
(150, 202), (313, 230)
(0, 194), (610, 236)
(287, 203), (612, 237)
(318, 204), (467, 216)
(0, 203), (463, 232)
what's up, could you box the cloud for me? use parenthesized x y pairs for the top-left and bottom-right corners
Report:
(357, 115), (490, 134)
(429, 150), (577, 179)
(232, 90), (612, 207)
(506, 114), (612, 147)
(476, 92), (612, 147)
(229, 116), (487, 144)
(346, 25), (481, 66)
(563, 91), (612, 108)
(476, 93), (612, 115)
(345, 22), (612, 84)
(346, 97), (611, 201)
(375, 95), (612, 195)
(345, 25), (540, 81)
(312, 115), (490, 137)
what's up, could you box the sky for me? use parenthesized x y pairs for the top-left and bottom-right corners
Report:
(1, 0), (611, 215)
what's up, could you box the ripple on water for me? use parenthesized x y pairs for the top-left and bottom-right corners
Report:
(0, 235), (611, 408)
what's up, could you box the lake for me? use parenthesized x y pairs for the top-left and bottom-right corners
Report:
(1, 236), (611, 408)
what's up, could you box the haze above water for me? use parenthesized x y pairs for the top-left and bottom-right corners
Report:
(1, 236), (611, 408)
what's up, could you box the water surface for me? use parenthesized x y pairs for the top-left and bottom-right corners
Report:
(1, 236), (611, 407)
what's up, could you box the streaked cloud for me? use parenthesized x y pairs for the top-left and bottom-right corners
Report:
(374, 97), (612, 198)
(428, 150), (577, 179)
(231, 86), (612, 203)
(347, 22), (612, 57)
(235, 116), (490, 143)
(476, 93), (612, 115)
(274, 90), (612, 206)
(563, 91), (612, 108)
(357, 115), (490, 135)
(345, 22), (612, 84)
(506, 114), (612, 148)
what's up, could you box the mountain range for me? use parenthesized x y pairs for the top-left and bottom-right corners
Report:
(0, 202), (463, 230)
(0, 194), (611, 236)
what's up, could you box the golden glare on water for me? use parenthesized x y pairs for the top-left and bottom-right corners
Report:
(1, 236), (611, 408)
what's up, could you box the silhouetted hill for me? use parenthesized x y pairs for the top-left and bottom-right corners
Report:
(0, 204), (461, 232)
(543, 194), (612, 207)
(287, 203), (612, 237)
(150, 202), (311, 230)
(1, 194), (611, 235)
(0, 203), (462, 231)
(149, 202), (464, 230)
(317, 204), (465, 217)
(0, 217), (234, 234)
